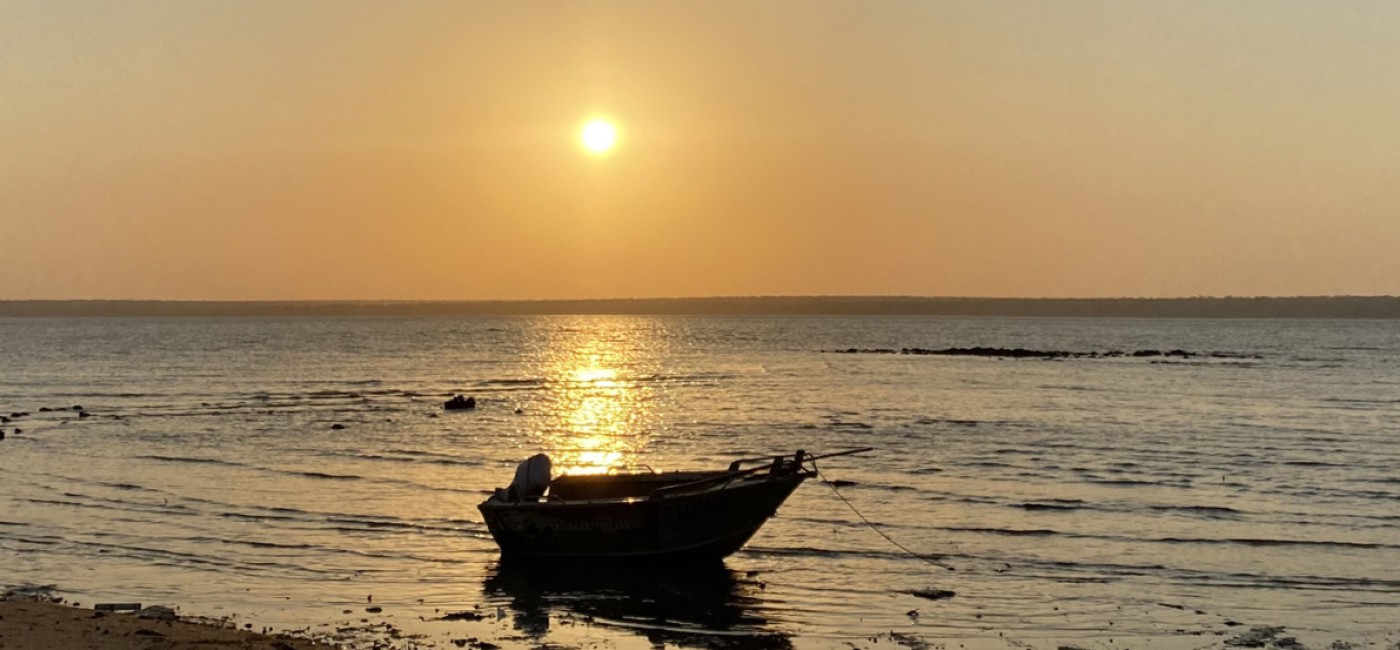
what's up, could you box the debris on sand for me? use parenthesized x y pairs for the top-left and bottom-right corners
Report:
(450, 639), (500, 650)
(136, 605), (177, 620)
(882, 631), (931, 650)
(2, 584), (61, 602)
(1226, 626), (1286, 647)
(906, 589), (955, 601)
(438, 610), (485, 621)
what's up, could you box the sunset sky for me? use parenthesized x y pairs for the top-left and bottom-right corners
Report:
(4, 2), (1399, 300)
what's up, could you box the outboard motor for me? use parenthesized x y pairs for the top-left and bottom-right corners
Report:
(507, 453), (552, 502)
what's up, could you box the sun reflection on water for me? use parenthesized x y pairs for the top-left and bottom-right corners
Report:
(526, 318), (670, 475)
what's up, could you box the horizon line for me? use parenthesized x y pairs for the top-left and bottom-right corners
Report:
(5, 294), (1400, 303)
(5, 295), (1400, 319)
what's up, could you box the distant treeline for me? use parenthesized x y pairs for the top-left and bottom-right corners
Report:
(3, 296), (1400, 318)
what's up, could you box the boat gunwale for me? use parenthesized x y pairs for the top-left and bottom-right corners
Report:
(479, 470), (807, 508)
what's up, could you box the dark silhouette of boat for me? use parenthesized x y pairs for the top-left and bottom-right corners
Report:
(478, 448), (869, 561)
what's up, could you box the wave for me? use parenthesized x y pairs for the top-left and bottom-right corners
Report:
(819, 480), (915, 493)
(323, 515), (481, 535)
(1085, 478), (1178, 487)
(97, 482), (151, 492)
(381, 448), (484, 464)
(296, 471), (362, 480)
(1279, 460), (1349, 467)
(946, 526), (1060, 537)
(350, 452), (482, 467)
(915, 418), (981, 426)
(1154, 536), (1398, 550)
(1149, 505), (1242, 517)
(65, 539), (344, 578)
(1008, 500), (1242, 518)
(962, 461), (1017, 469)
(182, 536), (316, 551)
(1019, 502), (1083, 511)
(304, 390), (363, 399)
(21, 498), (110, 510)
(856, 520), (1400, 552)
(473, 378), (545, 388)
(220, 511), (306, 523)
(743, 544), (953, 564)
(1182, 570), (1400, 593)
(137, 455), (247, 468)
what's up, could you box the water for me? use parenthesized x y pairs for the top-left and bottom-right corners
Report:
(1, 315), (1397, 649)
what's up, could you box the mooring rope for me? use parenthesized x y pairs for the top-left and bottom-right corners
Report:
(812, 459), (956, 571)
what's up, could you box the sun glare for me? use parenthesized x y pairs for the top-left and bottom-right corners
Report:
(579, 118), (619, 155)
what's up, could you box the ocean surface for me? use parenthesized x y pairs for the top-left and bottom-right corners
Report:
(1, 315), (1397, 650)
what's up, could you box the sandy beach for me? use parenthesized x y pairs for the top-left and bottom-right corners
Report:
(0, 598), (323, 650)
(6, 591), (1398, 650)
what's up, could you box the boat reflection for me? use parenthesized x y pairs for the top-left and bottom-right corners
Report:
(482, 559), (793, 649)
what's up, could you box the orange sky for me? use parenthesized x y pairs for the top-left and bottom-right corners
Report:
(3, 2), (1400, 300)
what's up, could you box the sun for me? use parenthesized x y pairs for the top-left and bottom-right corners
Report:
(579, 118), (619, 155)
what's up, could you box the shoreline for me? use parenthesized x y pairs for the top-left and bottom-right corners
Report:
(4, 589), (1396, 650)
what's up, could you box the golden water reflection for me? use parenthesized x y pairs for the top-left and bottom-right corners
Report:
(526, 317), (671, 475)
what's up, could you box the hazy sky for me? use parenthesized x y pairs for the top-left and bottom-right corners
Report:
(4, 1), (1400, 300)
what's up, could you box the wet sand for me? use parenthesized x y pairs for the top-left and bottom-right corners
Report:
(0, 599), (324, 649)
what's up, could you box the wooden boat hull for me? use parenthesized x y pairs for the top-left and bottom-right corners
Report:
(478, 473), (807, 561)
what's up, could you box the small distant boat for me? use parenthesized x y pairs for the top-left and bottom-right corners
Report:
(478, 448), (871, 561)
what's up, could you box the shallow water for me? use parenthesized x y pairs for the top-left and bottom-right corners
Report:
(1, 315), (1397, 649)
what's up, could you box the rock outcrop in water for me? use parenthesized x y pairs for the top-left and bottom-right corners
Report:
(830, 347), (1261, 360)
(444, 395), (476, 410)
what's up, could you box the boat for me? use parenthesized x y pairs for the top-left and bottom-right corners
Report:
(477, 448), (870, 561)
